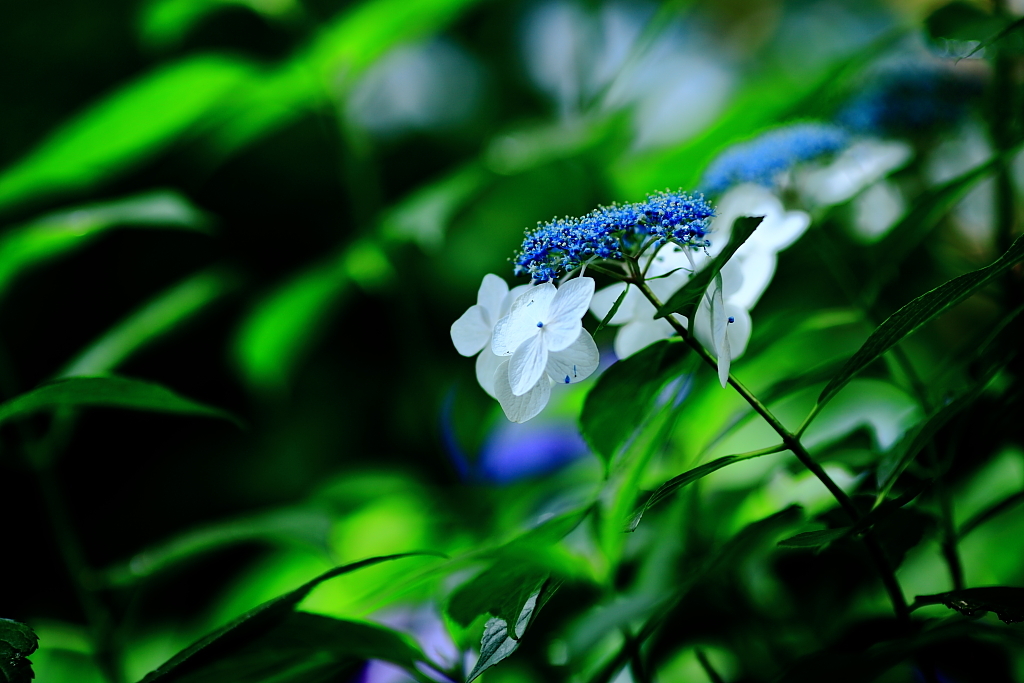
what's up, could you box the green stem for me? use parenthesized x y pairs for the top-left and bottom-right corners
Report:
(633, 280), (910, 623)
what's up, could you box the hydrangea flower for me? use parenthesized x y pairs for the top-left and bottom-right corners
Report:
(795, 139), (912, 208)
(699, 122), (850, 197)
(513, 191), (714, 282)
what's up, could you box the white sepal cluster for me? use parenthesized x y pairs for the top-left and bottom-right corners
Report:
(452, 275), (599, 423)
(590, 184), (811, 386)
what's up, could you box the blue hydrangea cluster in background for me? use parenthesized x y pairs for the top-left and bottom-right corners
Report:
(513, 191), (715, 281)
(699, 122), (850, 197)
(837, 62), (985, 137)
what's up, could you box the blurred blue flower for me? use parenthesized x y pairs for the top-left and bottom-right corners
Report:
(513, 191), (714, 281)
(478, 419), (589, 483)
(699, 123), (850, 196)
(837, 62), (984, 138)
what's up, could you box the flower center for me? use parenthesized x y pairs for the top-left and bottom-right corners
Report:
(536, 321), (544, 328)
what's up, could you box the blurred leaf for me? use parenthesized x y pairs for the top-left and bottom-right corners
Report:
(60, 268), (236, 378)
(140, 0), (301, 49)
(139, 554), (439, 682)
(655, 216), (763, 320)
(160, 612), (424, 683)
(466, 579), (559, 683)
(0, 619), (37, 683)
(817, 233), (1024, 410)
(0, 191), (210, 301)
(0, 376), (238, 427)
(628, 445), (785, 531)
(447, 564), (549, 632)
(0, 57), (256, 213)
(777, 528), (851, 549)
(912, 587), (1024, 624)
(580, 340), (690, 464)
(959, 491), (1024, 539)
(873, 507), (933, 570)
(101, 508), (334, 587)
(926, 1), (1005, 42)
(381, 164), (491, 250)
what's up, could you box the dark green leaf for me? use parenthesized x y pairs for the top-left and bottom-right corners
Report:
(817, 233), (1024, 409)
(466, 579), (559, 683)
(0, 57), (256, 213)
(912, 587), (1024, 624)
(0, 376), (239, 428)
(139, 553), (440, 682)
(580, 340), (690, 464)
(926, 2), (1005, 42)
(777, 528), (851, 549)
(655, 216), (763, 320)
(0, 619), (37, 683)
(628, 448), (784, 531)
(873, 507), (933, 570)
(0, 191), (210, 301)
(593, 285), (629, 336)
(959, 491), (1024, 539)
(60, 269), (237, 378)
(447, 563), (549, 631)
(163, 612), (424, 683)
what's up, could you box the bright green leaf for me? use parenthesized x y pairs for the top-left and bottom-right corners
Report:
(580, 339), (690, 464)
(0, 376), (238, 427)
(0, 619), (37, 683)
(0, 57), (256, 213)
(655, 216), (763, 320)
(0, 191), (210, 301)
(139, 553), (441, 682)
(817, 233), (1024, 409)
(140, 0), (301, 49)
(60, 268), (236, 378)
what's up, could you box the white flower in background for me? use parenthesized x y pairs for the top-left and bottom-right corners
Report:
(450, 275), (528, 399)
(490, 277), (600, 423)
(795, 138), (912, 207)
(590, 185), (810, 386)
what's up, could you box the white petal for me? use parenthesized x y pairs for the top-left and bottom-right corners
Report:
(475, 349), (504, 398)
(509, 334), (550, 396)
(492, 283), (556, 356)
(451, 305), (492, 356)
(477, 274), (509, 324)
(540, 317), (582, 353)
(708, 273), (728, 360)
(695, 299), (751, 386)
(728, 251), (776, 310)
(797, 139), (912, 207)
(590, 283), (636, 325)
(725, 305), (752, 359)
(494, 360), (551, 423)
(546, 329), (600, 384)
(547, 277), (596, 323)
(760, 210), (810, 252)
(613, 316), (675, 359)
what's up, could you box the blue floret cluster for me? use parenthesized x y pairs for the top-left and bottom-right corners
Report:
(513, 191), (714, 282)
(699, 122), (850, 197)
(837, 63), (984, 137)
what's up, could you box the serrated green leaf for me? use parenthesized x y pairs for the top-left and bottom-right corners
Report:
(0, 376), (239, 427)
(777, 527), (851, 549)
(0, 191), (210, 301)
(0, 57), (256, 213)
(912, 587), (1024, 623)
(466, 579), (559, 683)
(59, 268), (236, 378)
(447, 564), (549, 631)
(655, 216), (763, 320)
(627, 446), (784, 531)
(139, 553), (441, 682)
(593, 285), (629, 336)
(817, 233), (1024, 409)
(580, 340), (690, 464)
(0, 619), (38, 683)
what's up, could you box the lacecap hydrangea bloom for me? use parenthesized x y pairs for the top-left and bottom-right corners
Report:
(699, 122), (850, 197)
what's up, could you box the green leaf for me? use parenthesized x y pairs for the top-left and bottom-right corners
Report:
(139, 553), (440, 682)
(777, 528), (851, 549)
(60, 268), (236, 378)
(140, 0), (298, 49)
(926, 2), (1005, 42)
(627, 447), (784, 531)
(580, 340), (690, 464)
(100, 508), (334, 587)
(0, 191), (210, 301)
(0, 619), (37, 683)
(912, 587), (1024, 624)
(0, 57), (256, 213)
(817, 233), (1024, 409)
(655, 216), (763, 320)
(466, 579), (559, 683)
(0, 376), (239, 427)
(447, 564), (549, 631)
(157, 612), (425, 683)
(959, 491), (1024, 539)
(593, 285), (629, 336)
